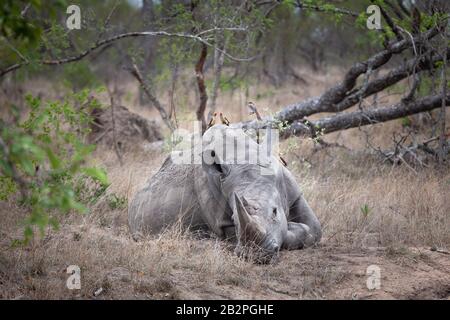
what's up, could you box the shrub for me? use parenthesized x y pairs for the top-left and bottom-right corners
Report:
(0, 90), (108, 243)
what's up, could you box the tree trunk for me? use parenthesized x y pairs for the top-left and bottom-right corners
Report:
(195, 44), (208, 133)
(207, 31), (226, 122)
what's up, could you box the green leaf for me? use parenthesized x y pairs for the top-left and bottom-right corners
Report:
(45, 148), (61, 169)
(360, 204), (371, 217)
(82, 167), (109, 186)
(19, 157), (35, 176)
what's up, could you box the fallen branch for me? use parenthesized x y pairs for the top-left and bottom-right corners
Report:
(284, 94), (450, 138)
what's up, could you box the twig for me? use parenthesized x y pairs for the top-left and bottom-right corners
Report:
(92, 127), (112, 144)
(107, 87), (123, 166)
(423, 136), (440, 145)
(20, 3), (31, 17)
(294, 0), (359, 17)
(397, 26), (418, 56)
(1, 37), (29, 63)
(95, 0), (120, 43)
(129, 62), (174, 131)
(168, 63), (179, 127)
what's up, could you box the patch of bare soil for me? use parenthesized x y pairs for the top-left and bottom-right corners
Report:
(302, 246), (450, 300)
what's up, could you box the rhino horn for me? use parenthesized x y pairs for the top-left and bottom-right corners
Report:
(234, 193), (266, 241)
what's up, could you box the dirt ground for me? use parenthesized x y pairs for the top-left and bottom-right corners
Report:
(1, 218), (449, 300)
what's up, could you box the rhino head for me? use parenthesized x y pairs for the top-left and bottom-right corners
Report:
(201, 126), (287, 262)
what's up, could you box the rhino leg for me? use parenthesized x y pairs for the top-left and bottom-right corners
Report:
(283, 195), (322, 249)
(283, 222), (314, 249)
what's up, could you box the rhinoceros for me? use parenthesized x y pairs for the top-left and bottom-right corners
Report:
(128, 124), (321, 261)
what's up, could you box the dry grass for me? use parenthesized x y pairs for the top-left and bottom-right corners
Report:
(1, 67), (449, 299)
(292, 147), (450, 248)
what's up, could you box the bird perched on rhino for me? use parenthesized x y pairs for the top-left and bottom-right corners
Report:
(207, 112), (230, 130)
(207, 112), (218, 129)
(219, 112), (230, 126)
(206, 106), (287, 167)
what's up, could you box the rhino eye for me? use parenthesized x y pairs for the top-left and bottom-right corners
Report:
(272, 208), (277, 217)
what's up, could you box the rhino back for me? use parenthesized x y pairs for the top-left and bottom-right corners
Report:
(128, 156), (204, 235)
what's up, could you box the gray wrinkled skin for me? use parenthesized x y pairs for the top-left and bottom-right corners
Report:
(129, 125), (322, 261)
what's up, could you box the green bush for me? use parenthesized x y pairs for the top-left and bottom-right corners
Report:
(0, 90), (108, 243)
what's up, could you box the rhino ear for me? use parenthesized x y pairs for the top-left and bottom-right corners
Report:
(202, 149), (230, 177)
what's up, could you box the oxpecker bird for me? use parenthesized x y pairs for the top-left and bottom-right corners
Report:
(219, 112), (230, 126)
(207, 112), (219, 130)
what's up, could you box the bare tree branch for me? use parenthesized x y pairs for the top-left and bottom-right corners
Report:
(129, 62), (175, 131)
(275, 27), (440, 123)
(0, 28), (250, 78)
(294, 0), (359, 18)
(335, 48), (449, 111)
